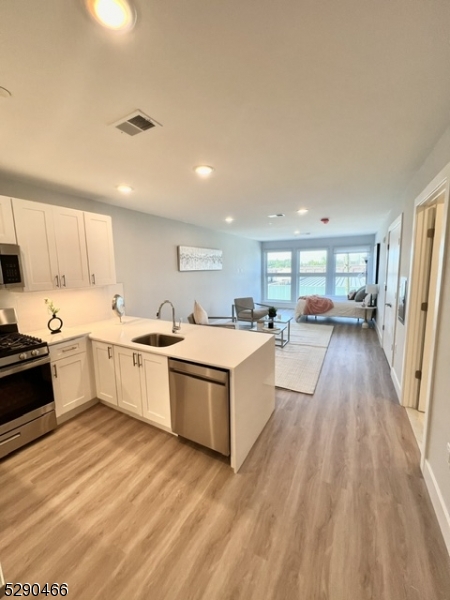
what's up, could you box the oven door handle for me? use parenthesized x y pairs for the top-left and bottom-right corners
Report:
(0, 355), (51, 379)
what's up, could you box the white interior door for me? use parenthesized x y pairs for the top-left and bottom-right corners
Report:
(418, 202), (444, 411)
(382, 219), (402, 366)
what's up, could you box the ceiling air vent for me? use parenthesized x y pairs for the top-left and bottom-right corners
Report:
(112, 110), (161, 136)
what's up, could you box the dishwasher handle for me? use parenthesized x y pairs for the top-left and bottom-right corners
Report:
(168, 359), (228, 385)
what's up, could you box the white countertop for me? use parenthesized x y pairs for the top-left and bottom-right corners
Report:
(27, 316), (274, 370)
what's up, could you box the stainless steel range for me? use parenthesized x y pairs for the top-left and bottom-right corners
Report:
(0, 308), (56, 459)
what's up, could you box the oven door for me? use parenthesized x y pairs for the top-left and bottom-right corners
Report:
(0, 356), (55, 436)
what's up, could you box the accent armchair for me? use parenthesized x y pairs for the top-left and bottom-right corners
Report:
(232, 297), (270, 327)
(188, 301), (237, 329)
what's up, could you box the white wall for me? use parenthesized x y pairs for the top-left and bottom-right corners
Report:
(0, 176), (262, 323)
(376, 124), (450, 545)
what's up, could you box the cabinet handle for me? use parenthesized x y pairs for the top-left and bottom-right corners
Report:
(91, 274), (96, 285)
(132, 352), (137, 367)
(137, 353), (142, 367)
(62, 274), (66, 287)
(61, 345), (78, 353)
(107, 346), (112, 359)
(55, 275), (60, 288)
(53, 364), (58, 378)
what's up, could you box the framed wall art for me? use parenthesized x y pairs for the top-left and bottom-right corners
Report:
(177, 246), (223, 271)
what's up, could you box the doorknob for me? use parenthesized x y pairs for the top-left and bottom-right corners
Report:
(385, 303), (392, 307)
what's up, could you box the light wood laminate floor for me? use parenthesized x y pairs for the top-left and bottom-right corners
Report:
(1, 323), (450, 600)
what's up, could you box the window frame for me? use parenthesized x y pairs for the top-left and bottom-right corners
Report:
(264, 250), (294, 303)
(297, 248), (328, 297)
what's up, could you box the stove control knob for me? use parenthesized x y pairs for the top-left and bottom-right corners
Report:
(19, 352), (27, 360)
(31, 349), (39, 357)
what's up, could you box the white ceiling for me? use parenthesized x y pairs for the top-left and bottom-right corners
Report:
(1, 0), (450, 241)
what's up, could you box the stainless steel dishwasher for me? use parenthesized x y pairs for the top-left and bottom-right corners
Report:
(168, 359), (230, 456)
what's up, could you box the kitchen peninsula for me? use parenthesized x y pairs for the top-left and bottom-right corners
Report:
(30, 317), (276, 473)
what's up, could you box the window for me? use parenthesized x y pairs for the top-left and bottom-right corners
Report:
(266, 251), (292, 301)
(298, 250), (327, 296)
(334, 250), (368, 295)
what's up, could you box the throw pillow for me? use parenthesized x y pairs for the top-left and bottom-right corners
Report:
(347, 289), (357, 300)
(193, 300), (209, 325)
(354, 286), (367, 302)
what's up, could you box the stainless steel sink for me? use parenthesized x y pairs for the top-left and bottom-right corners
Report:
(131, 333), (184, 347)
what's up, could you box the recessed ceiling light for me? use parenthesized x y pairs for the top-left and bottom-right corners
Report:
(225, 217), (234, 223)
(267, 213), (285, 218)
(116, 184), (133, 194)
(297, 208), (309, 215)
(194, 165), (214, 177)
(85, 0), (136, 32)
(294, 230), (300, 235)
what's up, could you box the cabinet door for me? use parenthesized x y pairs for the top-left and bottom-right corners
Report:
(53, 206), (90, 288)
(0, 196), (17, 243)
(12, 198), (59, 291)
(52, 353), (91, 418)
(140, 352), (171, 428)
(92, 341), (117, 406)
(84, 212), (116, 286)
(114, 346), (142, 416)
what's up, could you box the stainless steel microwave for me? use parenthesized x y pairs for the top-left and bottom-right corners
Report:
(0, 244), (24, 288)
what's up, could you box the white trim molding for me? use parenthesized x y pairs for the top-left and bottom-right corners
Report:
(423, 460), (450, 556)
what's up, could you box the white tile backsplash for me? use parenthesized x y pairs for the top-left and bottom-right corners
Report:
(0, 283), (124, 331)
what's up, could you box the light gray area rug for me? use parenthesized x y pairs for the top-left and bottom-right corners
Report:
(289, 322), (334, 347)
(275, 323), (334, 394)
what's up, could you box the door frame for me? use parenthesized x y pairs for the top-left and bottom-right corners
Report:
(401, 163), (450, 464)
(381, 214), (403, 368)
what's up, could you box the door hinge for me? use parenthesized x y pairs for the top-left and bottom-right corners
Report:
(421, 302), (428, 311)
(382, 325), (385, 330)
(387, 244), (390, 250)
(415, 370), (422, 380)
(427, 228), (435, 239)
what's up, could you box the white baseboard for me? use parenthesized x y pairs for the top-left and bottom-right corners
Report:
(391, 367), (401, 401)
(423, 459), (450, 555)
(375, 321), (382, 344)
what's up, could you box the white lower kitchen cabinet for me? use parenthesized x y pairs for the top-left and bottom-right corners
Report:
(113, 345), (171, 429)
(140, 353), (171, 428)
(92, 340), (117, 406)
(114, 346), (143, 416)
(50, 337), (93, 419)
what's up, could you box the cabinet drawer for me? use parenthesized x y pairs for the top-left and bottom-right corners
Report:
(49, 336), (87, 361)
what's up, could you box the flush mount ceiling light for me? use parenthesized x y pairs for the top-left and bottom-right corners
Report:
(116, 184), (133, 194)
(85, 0), (136, 32)
(297, 208), (309, 215)
(225, 217), (234, 223)
(194, 165), (214, 177)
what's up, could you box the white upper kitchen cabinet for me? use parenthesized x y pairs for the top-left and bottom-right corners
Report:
(12, 198), (59, 291)
(13, 198), (90, 291)
(53, 206), (90, 288)
(84, 212), (116, 286)
(0, 196), (17, 244)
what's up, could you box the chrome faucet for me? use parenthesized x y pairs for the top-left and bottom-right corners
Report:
(156, 300), (181, 333)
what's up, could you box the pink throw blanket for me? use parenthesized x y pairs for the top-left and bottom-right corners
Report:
(299, 295), (334, 315)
